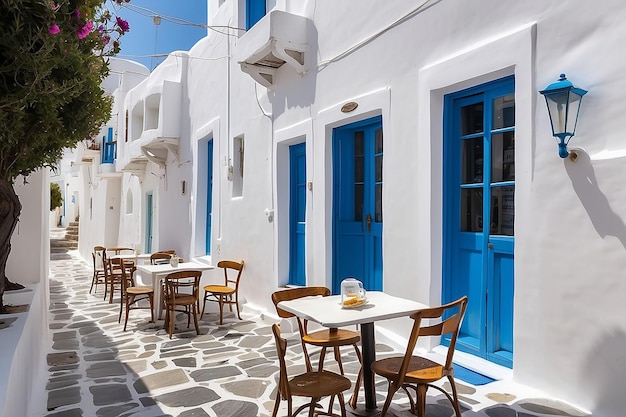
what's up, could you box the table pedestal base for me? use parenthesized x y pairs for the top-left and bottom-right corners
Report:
(346, 404), (381, 417)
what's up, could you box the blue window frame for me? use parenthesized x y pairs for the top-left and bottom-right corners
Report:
(246, 0), (266, 30)
(101, 127), (115, 164)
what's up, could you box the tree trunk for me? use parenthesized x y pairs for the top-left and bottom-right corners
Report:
(0, 180), (21, 313)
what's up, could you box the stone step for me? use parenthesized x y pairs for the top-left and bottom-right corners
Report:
(51, 239), (78, 248)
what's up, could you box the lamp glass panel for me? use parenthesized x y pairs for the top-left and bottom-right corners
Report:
(461, 137), (484, 184)
(545, 93), (569, 135)
(491, 132), (515, 182)
(565, 93), (583, 136)
(460, 188), (483, 232)
(493, 94), (515, 129)
(489, 186), (515, 236)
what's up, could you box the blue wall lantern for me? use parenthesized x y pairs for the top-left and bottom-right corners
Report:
(539, 74), (588, 159)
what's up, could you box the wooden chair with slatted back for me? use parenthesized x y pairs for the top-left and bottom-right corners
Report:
(104, 257), (127, 303)
(201, 260), (244, 325)
(272, 287), (363, 409)
(150, 251), (173, 265)
(163, 270), (202, 338)
(151, 251), (176, 319)
(90, 246), (107, 295)
(118, 262), (154, 331)
(371, 296), (469, 417)
(271, 323), (351, 417)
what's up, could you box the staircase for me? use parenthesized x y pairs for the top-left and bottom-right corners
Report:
(50, 221), (79, 259)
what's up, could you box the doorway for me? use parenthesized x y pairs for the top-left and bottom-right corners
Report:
(443, 76), (515, 368)
(332, 116), (383, 294)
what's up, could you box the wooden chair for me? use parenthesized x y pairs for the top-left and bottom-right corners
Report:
(118, 262), (154, 331)
(371, 296), (469, 417)
(271, 323), (351, 417)
(150, 251), (173, 265)
(201, 260), (244, 324)
(151, 251), (176, 319)
(107, 246), (135, 255)
(90, 246), (107, 295)
(272, 287), (363, 408)
(104, 257), (126, 303)
(163, 270), (202, 338)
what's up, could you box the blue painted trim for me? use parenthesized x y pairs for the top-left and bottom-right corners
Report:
(101, 127), (115, 164)
(288, 143), (306, 286)
(206, 139), (214, 255)
(246, 0), (266, 29)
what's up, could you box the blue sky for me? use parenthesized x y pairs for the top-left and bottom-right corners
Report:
(108, 0), (208, 70)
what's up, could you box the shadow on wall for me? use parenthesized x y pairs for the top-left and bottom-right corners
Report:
(583, 328), (626, 416)
(565, 150), (626, 250)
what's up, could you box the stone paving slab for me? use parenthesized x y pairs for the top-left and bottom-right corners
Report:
(38, 248), (589, 417)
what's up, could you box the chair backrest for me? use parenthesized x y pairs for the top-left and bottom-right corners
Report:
(120, 261), (137, 291)
(271, 287), (330, 319)
(151, 252), (172, 265)
(107, 246), (134, 256)
(164, 270), (202, 301)
(401, 296), (468, 377)
(217, 260), (244, 290)
(93, 246), (106, 269)
(272, 323), (292, 399)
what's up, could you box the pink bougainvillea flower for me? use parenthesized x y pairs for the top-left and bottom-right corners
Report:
(116, 16), (130, 32)
(97, 24), (105, 32)
(49, 24), (61, 35)
(77, 21), (94, 39)
(102, 35), (110, 45)
(73, 8), (80, 19)
(50, 1), (60, 11)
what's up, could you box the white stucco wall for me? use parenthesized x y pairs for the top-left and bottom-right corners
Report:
(71, 1), (626, 414)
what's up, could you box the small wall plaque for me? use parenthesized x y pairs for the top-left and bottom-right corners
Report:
(341, 102), (358, 113)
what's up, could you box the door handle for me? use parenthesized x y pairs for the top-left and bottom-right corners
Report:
(488, 242), (494, 249)
(365, 213), (372, 233)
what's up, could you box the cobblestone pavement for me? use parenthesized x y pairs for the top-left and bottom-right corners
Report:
(41, 243), (589, 417)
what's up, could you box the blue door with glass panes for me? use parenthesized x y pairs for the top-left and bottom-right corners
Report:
(332, 116), (383, 294)
(443, 76), (515, 368)
(289, 143), (306, 286)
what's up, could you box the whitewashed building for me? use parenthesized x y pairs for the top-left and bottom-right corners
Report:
(63, 1), (626, 415)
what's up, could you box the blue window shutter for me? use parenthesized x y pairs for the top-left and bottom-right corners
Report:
(246, 0), (266, 29)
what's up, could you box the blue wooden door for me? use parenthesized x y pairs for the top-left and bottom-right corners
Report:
(206, 139), (214, 255)
(332, 116), (383, 294)
(443, 76), (515, 368)
(145, 193), (153, 253)
(289, 143), (306, 286)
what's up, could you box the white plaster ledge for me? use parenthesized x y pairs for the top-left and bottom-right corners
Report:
(0, 284), (47, 417)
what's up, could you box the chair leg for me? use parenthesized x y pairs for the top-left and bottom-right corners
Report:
(235, 294), (242, 320)
(149, 293), (154, 323)
(123, 295), (132, 331)
(89, 273), (96, 294)
(192, 305), (200, 335)
(380, 382), (400, 417)
(334, 346), (345, 374)
(218, 296), (224, 325)
(168, 306), (175, 339)
(271, 390), (281, 417)
(348, 343), (364, 409)
(200, 291), (207, 319)
(416, 383), (428, 417)
(337, 392), (347, 417)
(446, 375), (463, 417)
(318, 347), (328, 372)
